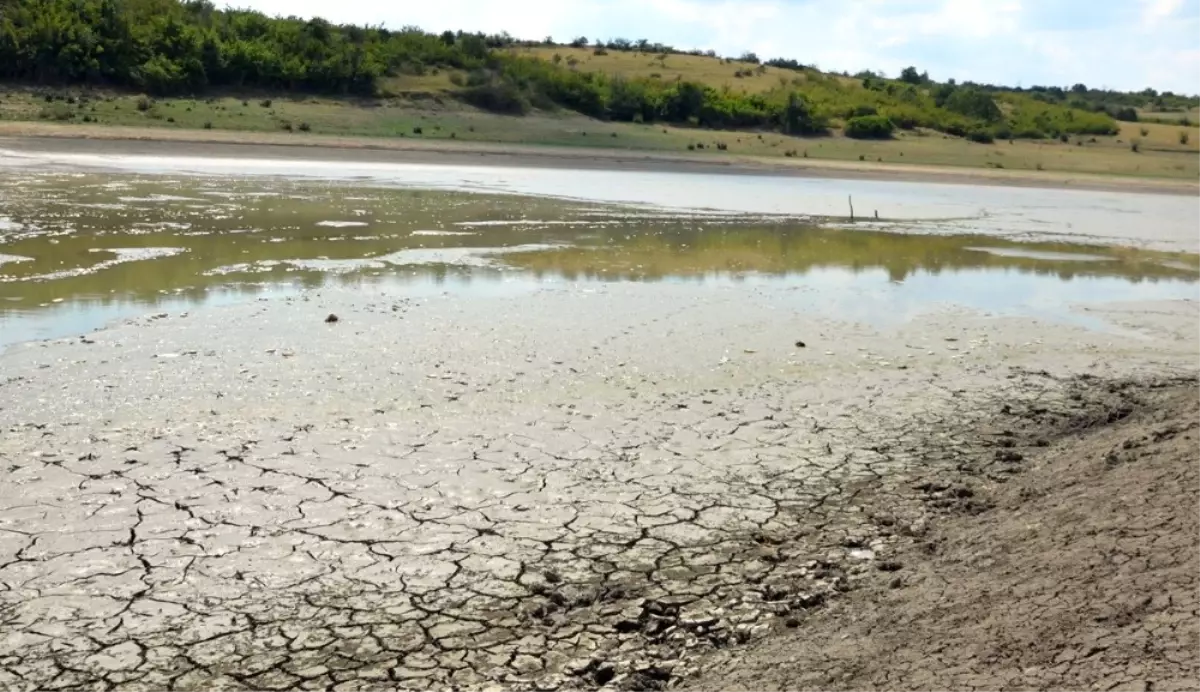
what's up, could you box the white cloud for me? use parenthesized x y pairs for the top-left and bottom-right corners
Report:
(1140, 0), (1184, 26)
(218, 0), (1200, 93)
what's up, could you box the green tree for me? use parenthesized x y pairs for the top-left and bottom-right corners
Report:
(943, 87), (1002, 122)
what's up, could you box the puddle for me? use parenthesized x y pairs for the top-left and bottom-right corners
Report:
(1, 172), (1196, 349)
(0, 253), (33, 268)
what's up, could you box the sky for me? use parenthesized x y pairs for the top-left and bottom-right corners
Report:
(221, 0), (1200, 94)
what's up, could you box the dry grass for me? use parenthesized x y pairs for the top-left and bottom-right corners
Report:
(1137, 107), (1198, 123)
(511, 46), (823, 94)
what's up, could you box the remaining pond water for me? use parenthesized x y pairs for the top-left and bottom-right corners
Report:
(0, 171), (1196, 348)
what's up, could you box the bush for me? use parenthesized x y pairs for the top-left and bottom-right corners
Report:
(1113, 107), (1138, 121)
(845, 115), (894, 139)
(299, 122), (311, 132)
(203, 121), (212, 129)
(1139, 126), (1149, 136)
(413, 126), (423, 134)
(966, 129), (994, 144)
(1131, 140), (1140, 152)
(944, 122), (968, 138)
(259, 99), (272, 108)
(459, 82), (531, 115)
(1181, 131), (1190, 145)
(1059, 133), (1069, 142)
(593, 47), (608, 56)
(136, 96), (152, 111)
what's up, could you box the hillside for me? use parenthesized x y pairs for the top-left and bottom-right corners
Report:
(1, 0), (1197, 180)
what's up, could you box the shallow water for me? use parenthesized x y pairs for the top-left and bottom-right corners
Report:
(5, 144), (1199, 252)
(0, 171), (1196, 348)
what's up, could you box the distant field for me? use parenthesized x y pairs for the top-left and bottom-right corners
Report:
(1137, 108), (1198, 123)
(1, 87), (1196, 181)
(511, 46), (831, 95)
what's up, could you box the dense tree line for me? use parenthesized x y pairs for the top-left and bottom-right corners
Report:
(0, 0), (501, 94)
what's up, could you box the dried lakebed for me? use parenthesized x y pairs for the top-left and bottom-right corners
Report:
(0, 165), (1198, 691)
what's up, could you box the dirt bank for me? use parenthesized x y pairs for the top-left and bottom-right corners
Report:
(1, 125), (1197, 196)
(685, 377), (1200, 692)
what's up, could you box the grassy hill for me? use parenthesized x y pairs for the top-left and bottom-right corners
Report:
(1, 0), (1197, 180)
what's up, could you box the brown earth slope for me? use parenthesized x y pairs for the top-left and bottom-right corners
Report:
(685, 379), (1200, 692)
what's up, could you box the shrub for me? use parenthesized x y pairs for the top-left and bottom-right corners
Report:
(413, 126), (423, 134)
(136, 96), (152, 112)
(167, 116), (175, 123)
(459, 82), (531, 115)
(1181, 131), (1190, 145)
(298, 122), (311, 132)
(686, 143), (695, 150)
(242, 100), (249, 107)
(1130, 140), (1140, 152)
(1059, 133), (1069, 142)
(1113, 107), (1138, 121)
(967, 129), (995, 144)
(259, 99), (272, 108)
(280, 121), (293, 131)
(781, 93), (827, 135)
(943, 88), (1002, 122)
(1139, 126), (1149, 136)
(449, 72), (466, 86)
(844, 115), (894, 139)
(593, 47), (608, 56)
(716, 141), (727, 150)
(203, 121), (212, 129)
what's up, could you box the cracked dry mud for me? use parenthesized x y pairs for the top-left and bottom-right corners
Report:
(0, 284), (1196, 691)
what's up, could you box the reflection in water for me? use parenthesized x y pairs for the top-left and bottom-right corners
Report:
(0, 172), (1197, 347)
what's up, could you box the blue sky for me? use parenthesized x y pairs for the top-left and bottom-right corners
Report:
(225, 0), (1200, 93)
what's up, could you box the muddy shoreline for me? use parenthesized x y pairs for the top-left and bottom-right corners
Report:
(0, 279), (1196, 690)
(1, 129), (1197, 196)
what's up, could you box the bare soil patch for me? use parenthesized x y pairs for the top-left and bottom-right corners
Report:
(685, 377), (1199, 692)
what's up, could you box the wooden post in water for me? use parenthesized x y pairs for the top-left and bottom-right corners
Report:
(848, 195), (855, 223)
